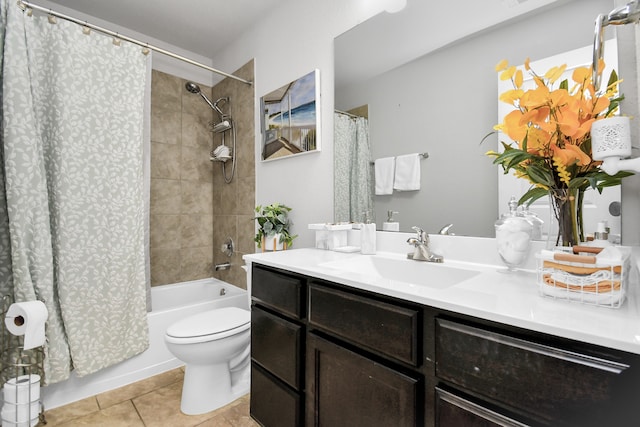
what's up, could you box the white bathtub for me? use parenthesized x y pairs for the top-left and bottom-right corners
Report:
(41, 278), (249, 410)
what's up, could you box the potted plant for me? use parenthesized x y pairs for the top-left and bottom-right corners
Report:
(254, 203), (297, 251)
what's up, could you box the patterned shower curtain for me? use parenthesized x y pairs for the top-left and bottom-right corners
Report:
(334, 112), (373, 224)
(0, 0), (149, 383)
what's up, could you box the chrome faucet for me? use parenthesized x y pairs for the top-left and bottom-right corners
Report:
(438, 223), (454, 235)
(407, 226), (443, 263)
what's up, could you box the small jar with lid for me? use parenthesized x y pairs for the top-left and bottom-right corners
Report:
(495, 196), (533, 271)
(519, 203), (544, 241)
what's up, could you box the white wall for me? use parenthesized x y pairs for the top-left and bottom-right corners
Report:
(209, 0), (393, 248)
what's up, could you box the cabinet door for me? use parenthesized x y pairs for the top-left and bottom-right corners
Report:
(251, 364), (301, 427)
(251, 305), (303, 390)
(306, 333), (421, 427)
(436, 388), (529, 427)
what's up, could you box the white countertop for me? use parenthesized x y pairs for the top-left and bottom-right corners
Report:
(244, 247), (640, 355)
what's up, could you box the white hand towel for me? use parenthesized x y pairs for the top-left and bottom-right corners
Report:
(393, 153), (421, 191)
(374, 157), (395, 195)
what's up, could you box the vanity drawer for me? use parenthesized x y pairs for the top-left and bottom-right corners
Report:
(435, 318), (631, 426)
(308, 283), (420, 366)
(251, 305), (303, 390)
(252, 265), (304, 319)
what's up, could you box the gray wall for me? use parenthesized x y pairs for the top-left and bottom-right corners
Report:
(336, 0), (626, 238)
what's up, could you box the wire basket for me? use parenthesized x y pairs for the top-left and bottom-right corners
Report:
(536, 247), (631, 308)
(1, 295), (47, 426)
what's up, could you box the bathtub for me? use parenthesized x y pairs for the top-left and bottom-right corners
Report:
(41, 278), (249, 410)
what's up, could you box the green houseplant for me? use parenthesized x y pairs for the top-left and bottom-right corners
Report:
(254, 203), (297, 250)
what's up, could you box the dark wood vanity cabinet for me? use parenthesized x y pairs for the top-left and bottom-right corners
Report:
(434, 317), (640, 427)
(306, 282), (424, 427)
(250, 265), (306, 427)
(250, 262), (640, 427)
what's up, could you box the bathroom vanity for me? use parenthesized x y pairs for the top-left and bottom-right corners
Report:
(244, 247), (640, 427)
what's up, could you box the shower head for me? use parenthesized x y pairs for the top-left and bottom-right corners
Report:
(185, 82), (231, 121)
(185, 81), (218, 112)
(185, 82), (200, 94)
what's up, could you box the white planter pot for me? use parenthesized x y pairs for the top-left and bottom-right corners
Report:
(262, 233), (285, 251)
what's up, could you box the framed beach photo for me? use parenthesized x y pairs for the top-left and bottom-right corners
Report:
(260, 69), (321, 161)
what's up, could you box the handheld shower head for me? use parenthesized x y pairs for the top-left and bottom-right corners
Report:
(185, 81), (217, 112)
(185, 82), (201, 94)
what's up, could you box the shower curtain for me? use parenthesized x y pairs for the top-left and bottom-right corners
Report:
(334, 112), (373, 223)
(0, 0), (149, 383)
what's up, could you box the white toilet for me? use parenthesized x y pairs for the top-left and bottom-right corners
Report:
(164, 306), (251, 415)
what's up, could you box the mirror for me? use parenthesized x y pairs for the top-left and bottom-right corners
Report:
(334, 0), (621, 237)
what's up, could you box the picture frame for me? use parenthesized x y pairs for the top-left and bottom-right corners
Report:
(260, 69), (321, 161)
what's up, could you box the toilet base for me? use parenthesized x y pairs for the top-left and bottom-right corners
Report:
(180, 362), (249, 415)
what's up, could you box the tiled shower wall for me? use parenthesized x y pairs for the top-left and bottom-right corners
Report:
(210, 61), (255, 289)
(149, 60), (255, 289)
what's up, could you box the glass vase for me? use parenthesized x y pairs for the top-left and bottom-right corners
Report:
(548, 188), (583, 247)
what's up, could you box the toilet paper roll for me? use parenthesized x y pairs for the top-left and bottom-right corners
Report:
(4, 301), (48, 350)
(1, 401), (39, 423)
(1, 417), (39, 427)
(3, 375), (41, 404)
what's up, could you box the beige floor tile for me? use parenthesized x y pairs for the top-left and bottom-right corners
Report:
(196, 395), (258, 427)
(133, 380), (214, 427)
(44, 396), (100, 426)
(55, 400), (144, 427)
(96, 368), (184, 409)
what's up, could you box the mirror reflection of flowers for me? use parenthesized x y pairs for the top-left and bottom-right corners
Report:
(485, 58), (633, 246)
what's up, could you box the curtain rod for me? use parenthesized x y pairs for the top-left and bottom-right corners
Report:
(17, 0), (253, 86)
(335, 109), (361, 119)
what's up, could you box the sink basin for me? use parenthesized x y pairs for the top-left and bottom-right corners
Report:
(320, 254), (481, 289)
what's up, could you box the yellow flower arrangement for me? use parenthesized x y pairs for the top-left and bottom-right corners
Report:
(486, 58), (632, 245)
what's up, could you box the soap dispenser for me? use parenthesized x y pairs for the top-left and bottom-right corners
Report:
(360, 212), (377, 255)
(587, 221), (612, 248)
(495, 196), (533, 271)
(382, 210), (400, 232)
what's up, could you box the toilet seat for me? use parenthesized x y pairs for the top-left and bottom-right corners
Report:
(165, 307), (250, 344)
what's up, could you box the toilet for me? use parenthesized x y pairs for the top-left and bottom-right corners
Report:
(164, 306), (251, 415)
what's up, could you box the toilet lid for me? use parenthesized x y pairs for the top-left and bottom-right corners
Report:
(166, 307), (250, 339)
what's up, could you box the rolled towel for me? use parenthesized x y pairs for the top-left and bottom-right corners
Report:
(393, 153), (420, 191)
(374, 157), (395, 195)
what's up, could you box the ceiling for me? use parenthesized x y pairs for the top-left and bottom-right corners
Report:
(44, 0), (289, 59)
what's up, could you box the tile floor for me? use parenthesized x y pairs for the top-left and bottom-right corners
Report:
(42, 368), (259, 426)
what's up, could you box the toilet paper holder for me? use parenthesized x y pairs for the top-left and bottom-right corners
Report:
(1, 295), (46, 426)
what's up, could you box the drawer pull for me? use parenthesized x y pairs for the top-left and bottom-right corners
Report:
(437, 388), (529, 427)
(440, 320), (629, 374)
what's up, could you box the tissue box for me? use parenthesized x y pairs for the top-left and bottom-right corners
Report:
(308, 223), (352, 250)
(536, 247), (631, 308)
